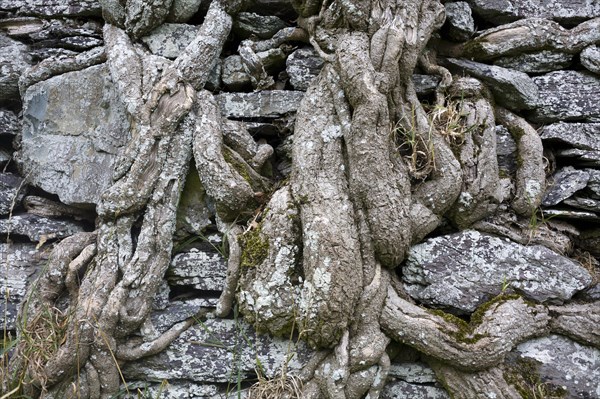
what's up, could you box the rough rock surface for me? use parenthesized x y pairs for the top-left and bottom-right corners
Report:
(442, 58), (539, 110)
(0, 173), (26, 216)
(581, 45), (600, 75)
(232, 12), (287, 39)
(286, 47), (325, 91)
(542, 166), (590, 206)
(167, 248), (226, 291)
(402, 230), (593, 314)
(541, 122), (600, 151)
(167, 0), (206, 23)
(141, 23), (200, 59)
(0, 109), (21, 136)
(0, 34), (31, 104)
(508, 335), (600, 398)
(493, 51), (573, 74)
(496, 125), (517, 173)
(216, 90), (304, 119)
(222, 50), (286, 90)
(531, 71), (600, 123)
(444, 2), (475, 41)
(468, 0), (600, 24)
(19, 63), (130, 205)
(0, 213), (87, 241)
(0, 0), (101, 17)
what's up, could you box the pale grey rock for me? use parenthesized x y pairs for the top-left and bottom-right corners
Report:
(167, 248), (226, 291)
(0, 243), (50, 330)
(444, 2), (475, 41)
(542, 166), (590, 206)
(402, 230), (593, 314)
(586, 169), (600, 197)
(0, 109), (20, 136)
(581, 45), (600, 75)
(19, 63), (130, 205)
(233, 12), (287, 39)
(204, 58), (222, 92)
(388, 362), (439, 384)
(149, 299), (218, 334)
(216, 90), (304, 119)
(122, 381), (220, 399)
(381, 379), (449, 399)
(531, 71), (600, 123)
(555, 149), (600, 167)
(442, 58), (539, 110)
(175, 169), (213, 239)
(563, 196), (600, 212)
(542, 209), (600, 221)
(0, 0), (101, 17)
(141, 23), (200, 59)
(540, 122), (600, 151)
(222, 50), (286, 91)
(286, 47), (324, 91)
(467, 0), (600, 24)
(0, 34), (31, 104)
(493, 51), (572, 74)
(509, 335), (600, 398)
(0, 213), (87, 241)
(0, 173), (26, 215)
(0, 148), (10, 164)
(412, 74), (442, 96)
(166, 0), (205, 23)
(123, 317), (313, 383)
(496, 125), (517, 173)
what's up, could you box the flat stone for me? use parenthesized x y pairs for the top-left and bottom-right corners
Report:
(444, 2), (475, 42)
(286, 47), (324, 91)
(0, 34), (31, 105)
(496, 125), (517, 173)
(563, 196), (600, 212)
(222, 50), (286, 91)
(412, 74), (442, 96)
(0, 173), (26, 216)
(0, 213), (87, 242)
(388, 362), (439, 384)
(0, 109), (21, 136)
(493, 51), (572, 74)
(555, 149), (600, 167)
(467, 0), (600, 25)
(141, 23), (200, 59)
(233, 12), (287, 40)
(120, 381), (220, 399)
(540, 122), (600, 151)
(381, 379), (449, 399)
(586, 169), (600, 197)
(578, 229), (600, 257)
(530, 71), (600, 123)
(541, 209), (600, 221)
(0, 0), (101, 18)
(508, 335), (600, 398)
(19, 63), (130, 206)
(167, 248), (226, 291)
(402, 230), (593, 314)
(442, 58), (539, 111)
(216, 90), (304, 119)
(581, 45), (600, 75)
(167, 0), (206, 23)
(123, 317), (313, 383)
(0, 243), (50, 330)
(542, 166), (590, 206)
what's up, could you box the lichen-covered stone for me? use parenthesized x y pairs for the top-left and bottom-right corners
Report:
(167, 248), (226, 291)
(442, 58), (539, 110)
(141, 23), (200, 59)
(167, 0), (205, 23)
(175, 168), (213, 238)
(286, 47), (325, 90)
(444, 2), (475, 41)
(402, 230), (593, 314)
(0, 33), (31, 104)
(0, 173), (26, 215)
(0, 109), (20, 136)
(542, 166), (590, 206)
(468, 0), (600, 24)
(586, 169), (600, 198)
(0, 213), (87, 241)
(541, 122), (600, 151)
(233, 12), (287, 39)
(581, 44), (600, 75)
(381, 379), (450, 399)
(496, 125), (517, 173)
(216, 90), (304, 119)
(221, 50), (286, 91)
(531, 71), (600, 123)
(19, 64), (130, 205)
(493, 51), (572, 74)
(508, 335), (600, 398)
(0, 0), (101, 17)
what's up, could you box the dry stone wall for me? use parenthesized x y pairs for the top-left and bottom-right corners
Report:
(0, 0), (599, 397)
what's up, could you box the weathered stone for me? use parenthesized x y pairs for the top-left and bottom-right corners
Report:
(123, 317), (313, 383)
(216, 90), (304, 119)
(0, 109), (20, 136)
(495, 125), (517, 173)
(0, 243), (50, 330)
(0, 148), (10, 164)
(167, 0), (206, 23)
(0, 173), (26, 215)
(542, 166), (590, 206)
(578, 229), (600, 257)
(167, 248), (226, 291)
(0, 34), (31, 104)
(467, 0), (600, 24)
(541, 122), (600, 151)
(204, 58), (222, 92)
(586, 169), (600, 198)
(0, 0), (101, 18)
(530, 71), (600, 123)
(493, 51), (572, 74)
(141, 23), (200, 59)
(412, 74), (442, 96)
(555, 149), (600, 167)
(508, 335), (600, 398)
(441, 58), (539, 110)
(149, 298), (218, 334)
(0, 213), (87, 242)
(389, 362), (439, 383)
(222, 50), (286, 91)
(19, 64), (130, 205)
(402, 230), (593, 314)
(233, 12), (287, 39)
(581, 44), (600, 75)
(542, 209), (600, 221)
(286, 47), (325, 91)
(563, 196), (600, 212)
(121, 381), (220, 399)
(444, 2), (475, 42)
(175, 168), (213, 239)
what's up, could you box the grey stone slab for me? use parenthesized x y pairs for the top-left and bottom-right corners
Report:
(509, 335), (600, 398)
(19, 63), (131, 205)
(167, 248), (226, 291)
(542, 209), (600, 221)
(496, 125), (517, 173)
(0, 213), (87, 241)
(444, 2), (475, 41)
(531, 71), (600, 123)
(581, 44), (600, 75)
(167, 0), (206, 23)
(563, 196), (600, 212)
(540, 122), (600, 151)
(0, 109), (21, 136)
(493, 51), (573, 74)
(467, 0), (600, 24)
(542, 166), (590, 206)
(388, 362), (439, 384)
(286, 47), (325, 91)
(442, 58), (539, 110)
(586, 169), (600, 197)
(381, 379), (449, 399)
(141, 23), (200, 59)
(0, 33), (31, 104)
(0, 0), (101, 17)
(402, 230), (593, 314)
(221, 49), (286, 91)
(216, 90), (305, 119)
(233, 12), (287, 40)
(0, 173), (26, 216)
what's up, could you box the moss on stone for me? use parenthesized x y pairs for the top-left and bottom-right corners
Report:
(240, 224), (269, 268)
(504, 357), (567, 399)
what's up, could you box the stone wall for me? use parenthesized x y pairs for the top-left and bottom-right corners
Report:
(1, 0), (599, 397)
